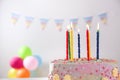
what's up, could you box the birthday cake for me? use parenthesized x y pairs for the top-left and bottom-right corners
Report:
(48, 24), (120, 80)
(48, 58), (120, 80)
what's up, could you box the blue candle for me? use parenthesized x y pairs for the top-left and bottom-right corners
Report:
(96, 23), (99, 59)
(78, 29), (80, 58)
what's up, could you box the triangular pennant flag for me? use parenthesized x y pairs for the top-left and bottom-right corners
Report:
(70, 18), (78, 30)
(99, 12), (107, 24)
(84, 16), (93, 27)
(11, 13), (20, 25)
(40, 18), (49, 30)
(25, 16), (34, 28)
(54, 19), (64, 31)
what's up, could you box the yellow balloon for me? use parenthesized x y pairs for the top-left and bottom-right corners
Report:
(8, 68), (18, 78)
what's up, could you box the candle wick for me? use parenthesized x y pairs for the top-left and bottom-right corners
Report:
(67, 25), (70, 31)
(70, 22), (74, 29)
(78, 28), (80, 33)
(97, 23), (100, 31)
(86, 24), (90, 30)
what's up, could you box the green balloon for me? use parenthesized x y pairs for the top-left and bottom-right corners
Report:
(18, 46), (32, 59)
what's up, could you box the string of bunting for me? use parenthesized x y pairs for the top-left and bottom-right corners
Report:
(11, 12), (108, 31)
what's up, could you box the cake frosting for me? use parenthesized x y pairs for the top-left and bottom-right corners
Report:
(48, 58), (120, 80)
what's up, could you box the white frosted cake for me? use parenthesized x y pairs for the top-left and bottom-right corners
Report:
(48, 21), (120, 80)
(48, 58), (120, 80)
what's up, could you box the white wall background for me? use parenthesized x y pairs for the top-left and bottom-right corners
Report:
(0, 0), (120, 78)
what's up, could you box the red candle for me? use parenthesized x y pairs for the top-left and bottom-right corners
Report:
(66, 29), (69, 60)
(86, 25), (90, 61)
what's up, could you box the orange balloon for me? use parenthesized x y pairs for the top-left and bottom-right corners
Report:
(16, 68), (30, 78)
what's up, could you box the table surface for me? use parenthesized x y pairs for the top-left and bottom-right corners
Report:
(0, 77), (48, 80)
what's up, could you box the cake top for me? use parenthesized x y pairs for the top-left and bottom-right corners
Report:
(51, 58), (117, 64)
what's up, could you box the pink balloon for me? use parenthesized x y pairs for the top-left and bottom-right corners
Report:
(23, 56), (38, 71)
(10, 56), (23, 69)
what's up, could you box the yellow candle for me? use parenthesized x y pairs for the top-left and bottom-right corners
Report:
(70, 24), (74, 61)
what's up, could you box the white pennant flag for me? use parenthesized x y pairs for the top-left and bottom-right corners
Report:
(25, 16), (34, 28)
(70, 18), (78, 30)
(84, 16), (93, 28)
(40, 18), (49, 30)
(99, 12), (107, 24)
(11, 13), (20, 25)
(54, 19), (64, 31)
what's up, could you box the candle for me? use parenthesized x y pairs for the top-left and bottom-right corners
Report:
(88, 26), (91, 58)
(96, 23), (99, 59)
(70, 24), (74, 61)
(78, 28), (80, 58)
(66, 28), (69, 60)
(68, 30), (71, 59)
(86, 25), (90, 61)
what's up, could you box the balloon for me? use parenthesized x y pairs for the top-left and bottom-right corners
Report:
(30, 68), (40, 77)
(16, 68), (30, 78)
(34, 55), (42, 67)
(30, 70), (37, 77)
(18, 46), (32, 59)
(8, 68), (18, 78)
(10, 56), (23, 69)
(23, 56), (38, 71)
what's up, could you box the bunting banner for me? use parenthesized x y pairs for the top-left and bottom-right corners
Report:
(39, 18), (49, 30)
(54, 19), (64, 31)
(25, 16), (34, 28)
(11, 13), (20, 25)
(69, 18), (78, 30)
(98, 12), (107, 24)
(10, 12), (108, 31)
(84, 16), (93, 27)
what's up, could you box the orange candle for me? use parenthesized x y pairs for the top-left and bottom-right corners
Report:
(88, 26), (91, 59)
(86, 25), (90, 61)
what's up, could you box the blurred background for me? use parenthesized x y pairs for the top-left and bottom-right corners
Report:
(0, 0), (120, 78)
